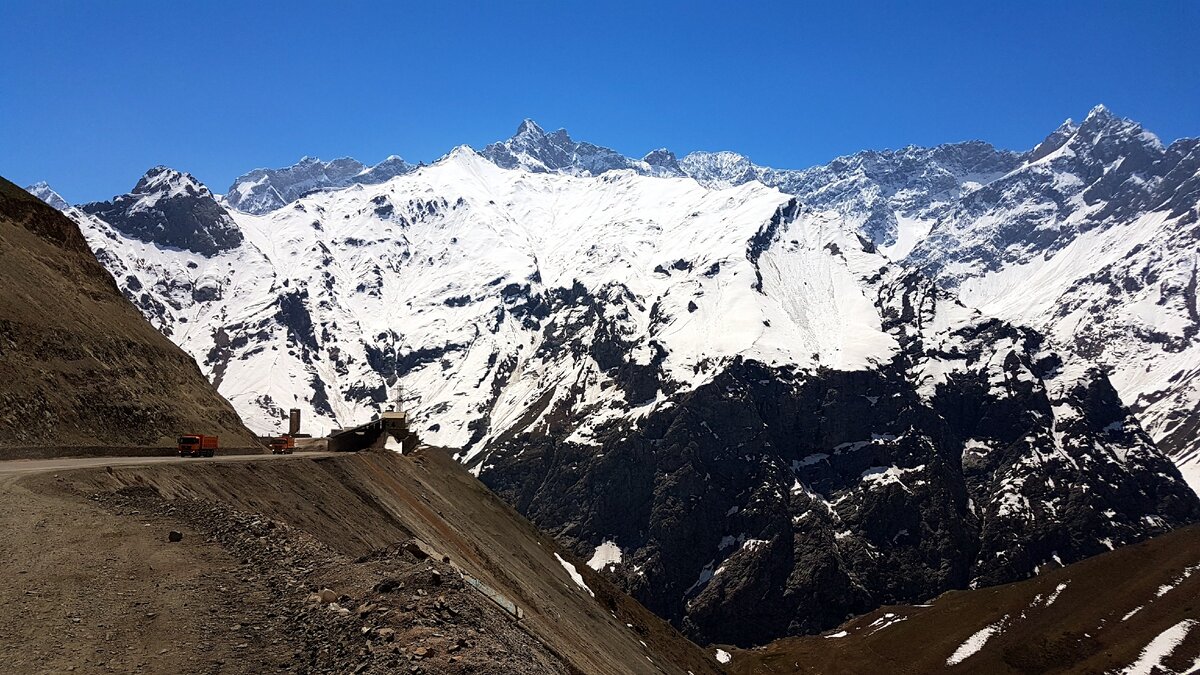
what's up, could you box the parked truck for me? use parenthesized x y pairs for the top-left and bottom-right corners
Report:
(268, 435), (295, 454)
(178, 434), (217, 457)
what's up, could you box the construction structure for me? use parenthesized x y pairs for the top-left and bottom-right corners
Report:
(328, 410), (417, 453)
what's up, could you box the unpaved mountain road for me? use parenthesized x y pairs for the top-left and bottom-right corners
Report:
(0, 450), (339, 475)
(0, 452), (333, 675)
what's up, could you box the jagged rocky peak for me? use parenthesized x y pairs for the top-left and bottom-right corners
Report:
(898, 106), (1200, 490)
(515, 117), (544, 137)
(225, 154), (415, 215)
(1026, 118), (1079, 163)
(363, 154), (413, 179)
(1044, 104), (1163, 171)
(479, 119), (641, 175)
(641, 148), (684, 177)
(80, 166), (242, 256)
(677, 150), (760, 188)
(673, 142), (1022, 254)
(25, 181), (70, 211)
(910, 104), (1176, 277)
(1017, 106), (1165, 181)
(786, 141), (1022, 201)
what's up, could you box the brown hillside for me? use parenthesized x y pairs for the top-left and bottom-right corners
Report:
(46, 448), (723, 674)
(0, 176), (257, 453)
(728, 525), (1200, 674)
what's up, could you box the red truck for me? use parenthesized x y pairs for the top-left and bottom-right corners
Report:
(178, 434), (217, 457)
(268, 435), (295, 454)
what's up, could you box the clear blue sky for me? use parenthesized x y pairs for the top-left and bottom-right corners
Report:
(2, 1), (1197, 203)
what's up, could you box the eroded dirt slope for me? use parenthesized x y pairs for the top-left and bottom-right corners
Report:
(0, 176), (257, 454)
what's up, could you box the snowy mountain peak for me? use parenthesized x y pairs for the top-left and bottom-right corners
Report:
(642, 148), (683, 176)
(1085, 102), (1114, 122)
(25, 181), (70, 211)
(1075, 105), (1164, 152)
(133, 166), (210, 198)
(480, 120), (639, 176)
(438, 144), (486, 165)
(81, 167), (242, 256)
(515, 118), (545, 136)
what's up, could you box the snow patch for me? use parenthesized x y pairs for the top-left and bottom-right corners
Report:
(946, 616), (1008, 666)
(1120, 619), (1197, 675)
(586, 540), (623, 571)
(554, 553), (594, 597)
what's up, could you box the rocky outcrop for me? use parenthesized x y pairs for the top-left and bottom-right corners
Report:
(80, 166), (243, 256)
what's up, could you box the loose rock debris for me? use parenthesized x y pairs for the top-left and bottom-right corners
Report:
(83, 484), (569, 674)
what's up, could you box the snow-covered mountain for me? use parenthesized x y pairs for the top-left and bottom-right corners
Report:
(37, 127), (1200, 646)
(904, 106), (1200, 491)
(225, 155), (416, 215)
(479, 119), (687, 178)
(681, 143), (1023, 259)
(24, 181), (70, 211)
(626, 106), (1200, 490)
(79, 166), (243, 256)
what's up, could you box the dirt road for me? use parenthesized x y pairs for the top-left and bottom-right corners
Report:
(0, 450), (338, 475)
(0, 452), (331, 674)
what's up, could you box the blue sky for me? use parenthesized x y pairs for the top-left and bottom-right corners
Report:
(2, 1), (1197, 203)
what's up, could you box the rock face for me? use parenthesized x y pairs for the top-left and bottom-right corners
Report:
(479, 270), (1199, 645)
(732, 524), (1200, 674)
(0, 177), (256, 451)
(478, 119), (660, 176)
(80, 167), (243, 256)
(59, 108), (1200, 645)
(225, 155), (415, 215)
(901, 107), (1200, 489)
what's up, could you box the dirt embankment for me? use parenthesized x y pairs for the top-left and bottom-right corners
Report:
(728, 524), (1200, 674)
(9, 449), (721, 675)
(0, 176), (258, 454)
